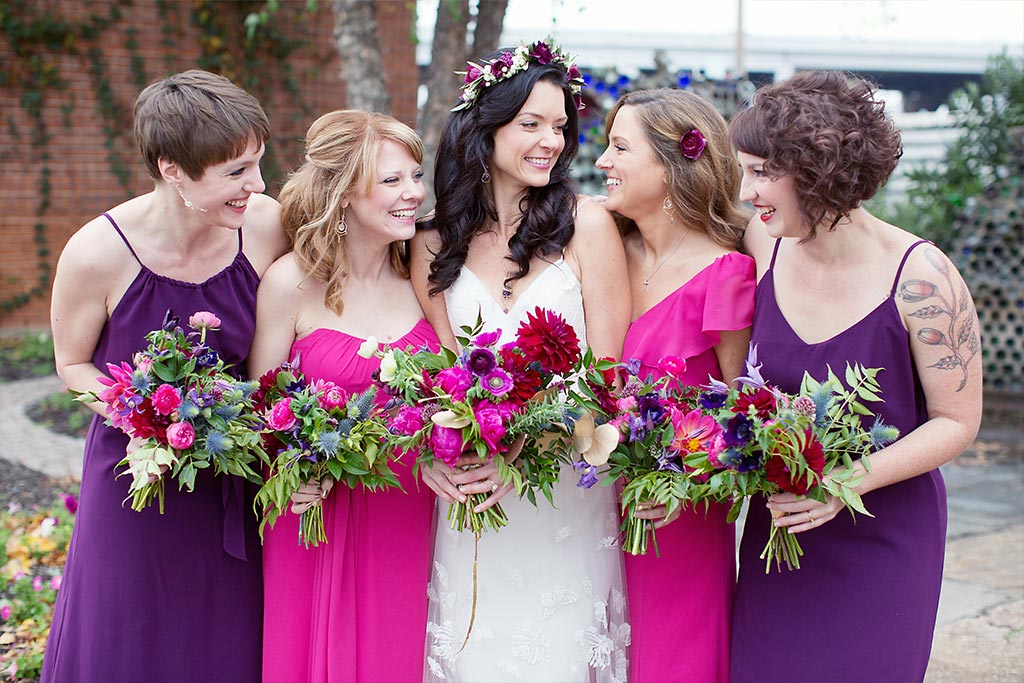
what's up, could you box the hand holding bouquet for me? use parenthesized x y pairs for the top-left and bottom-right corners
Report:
(254, 361), (395, 547)
(364, 307), (582, 536)
(87, 310), (265, 512)
(682, 345), (900, 571)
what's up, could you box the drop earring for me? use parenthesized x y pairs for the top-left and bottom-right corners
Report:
(174, 183), (208, 213)
(662, 195), (675, 223)
(481, 164), (491, 184)
(337, 208), (348, 237)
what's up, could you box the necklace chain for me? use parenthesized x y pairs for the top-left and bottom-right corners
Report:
(641, 230), (688, 290)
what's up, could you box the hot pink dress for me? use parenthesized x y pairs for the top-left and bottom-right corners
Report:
(621, 252), (755, 683)
(262, 319), (438, 683)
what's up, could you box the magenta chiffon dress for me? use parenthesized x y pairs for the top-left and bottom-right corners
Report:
(622, 252), (755, 683)
(730, 239), (945, 682)
(42, 215), (263, 683)
(262, 319), (439, 683)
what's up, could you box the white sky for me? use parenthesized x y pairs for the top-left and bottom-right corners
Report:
(419, 0), (1024, 48)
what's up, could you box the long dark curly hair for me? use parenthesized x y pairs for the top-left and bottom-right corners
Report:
(729, 70), (903, 239)
(424, 53), (580, 295)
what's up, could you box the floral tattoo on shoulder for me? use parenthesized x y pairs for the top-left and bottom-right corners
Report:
(899, 247), (980, 392)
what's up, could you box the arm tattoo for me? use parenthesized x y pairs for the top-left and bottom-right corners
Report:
(898, 248), (980, 392)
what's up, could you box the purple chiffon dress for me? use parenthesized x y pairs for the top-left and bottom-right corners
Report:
(41, 214), (264, 683)
(730, 239), (946, 683)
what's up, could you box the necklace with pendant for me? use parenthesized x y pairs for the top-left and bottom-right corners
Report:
(642, 229), (688, 290)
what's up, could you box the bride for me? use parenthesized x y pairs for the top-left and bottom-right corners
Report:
(410, 40), (631, 682)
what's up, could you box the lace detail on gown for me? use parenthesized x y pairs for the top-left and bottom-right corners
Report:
(426, 260), (630, 682)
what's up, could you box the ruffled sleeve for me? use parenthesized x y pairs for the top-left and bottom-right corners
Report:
(623, 252), (755, 384)
(701, 252), (755, 335)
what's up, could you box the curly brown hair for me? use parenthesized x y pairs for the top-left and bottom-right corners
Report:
(729, 71), (903, 238)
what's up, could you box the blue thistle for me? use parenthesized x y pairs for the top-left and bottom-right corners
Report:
(204, 430), (231, 456)
(312, 430), (342, 456)
(869, 418), (900, 450)
(178, 398), (201, 421)
(130, 371), (152, 394)
(214, 403), (243, 420)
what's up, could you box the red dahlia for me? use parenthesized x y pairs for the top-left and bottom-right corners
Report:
(765, 430), (826, 495)
(516, 307), (581, 375)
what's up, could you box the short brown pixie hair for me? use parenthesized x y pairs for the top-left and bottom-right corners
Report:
(730, 70), (903, 237)
(133, 70), (271, 181)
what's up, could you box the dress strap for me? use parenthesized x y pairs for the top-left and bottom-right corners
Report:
(236, 227), (244, 253)
(768, 238), (783, 271)
(101, 212), (143, 266)
(890, 239), (931, 297)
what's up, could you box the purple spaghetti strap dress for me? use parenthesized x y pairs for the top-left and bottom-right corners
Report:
(42, 214), (264, 683)
(261, 320), (439, 683)
(622, 252), (755, 683)
(730, 239), (946, 683)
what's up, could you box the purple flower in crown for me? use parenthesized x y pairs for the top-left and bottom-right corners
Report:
(489, 51), (514, 78)
(465, 65), (483, 84)
(567, 64), (582, 81)
(679, 129), (707, 161)
(530, 41), (554, 64)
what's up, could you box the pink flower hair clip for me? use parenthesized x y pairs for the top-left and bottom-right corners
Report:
(679, 129), (707, 161)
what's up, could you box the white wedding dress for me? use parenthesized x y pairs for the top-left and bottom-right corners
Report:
(425, 258), (630, 683)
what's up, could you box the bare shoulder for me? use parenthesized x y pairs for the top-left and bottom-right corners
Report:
(741, 214), (774, 266)
(572, 195), (617, 240)
(260, 251), (307, 294)
(243, 193), (288, 274)
(57, 214), (135, 281)
(411, 222), (443, 256)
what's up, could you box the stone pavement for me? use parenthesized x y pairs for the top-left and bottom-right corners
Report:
(1, 376), (1022, 680)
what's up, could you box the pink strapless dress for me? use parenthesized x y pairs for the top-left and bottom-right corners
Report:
(262, 319), (439, 683)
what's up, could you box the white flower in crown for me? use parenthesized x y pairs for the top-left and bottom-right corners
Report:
(451, 38), (586, 112)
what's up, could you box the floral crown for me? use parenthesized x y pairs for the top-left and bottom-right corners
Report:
(452, 39), (586, 112)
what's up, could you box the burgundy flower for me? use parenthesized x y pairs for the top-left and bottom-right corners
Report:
(127, 397), (171, 444)
(679, 129), (707, 161)
(468, 347), (498, 377)
(516, 307), (581, 375)
(530, 41), (554, 64)
(733, 386), (777, 419)
(465, 65), (483, 83)
(499, 345), (542, 406)
(765, 430), (825, 495)
(567, 64), (582, 81)
(489, 52), (514, 78)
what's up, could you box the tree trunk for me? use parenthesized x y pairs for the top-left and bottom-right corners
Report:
(418, 0), (470, 207)
(471, 0), (508, 55)
(332, 0), (391, 114)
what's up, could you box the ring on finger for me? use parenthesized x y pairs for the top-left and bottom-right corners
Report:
(490, 481), (498, 493)
(807, 510), (815, 523)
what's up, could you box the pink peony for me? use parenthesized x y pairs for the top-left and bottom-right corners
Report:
(166, 421), (196, 450)
(188, 311), (222, 331)
(392, 405), (425, 435)
(151, 384), (182, 415)
(436, 367), (473, 402)
(474, 403), (507, 453)
(267, 398), (297, 431)
(657, 355), (688, 377)
(316, 381), (348, 411)
(133, 352), (153, 374)
(430, 425), (466, 467)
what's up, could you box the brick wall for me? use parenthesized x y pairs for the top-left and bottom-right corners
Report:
(0, 0), (416, 330)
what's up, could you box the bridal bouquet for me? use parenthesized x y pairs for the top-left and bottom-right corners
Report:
(681, 345), (900, 571)
(253, 360), (395, 546)
(363, 307), (581, 536)
(573, 356), (718, 556)
(86, 310), (265, 513)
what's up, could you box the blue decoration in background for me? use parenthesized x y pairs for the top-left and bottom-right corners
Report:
(617, 74), (630, 87)
(594, 80), (606, 92)
(677, 74), (691, 88)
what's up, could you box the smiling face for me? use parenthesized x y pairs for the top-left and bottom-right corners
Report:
(489, 79), (568, 192)
(595, 105), (667, 222)
(737, 151), (804, 238)
(344, 139), (425, 244)
(172, 135), (266, 227)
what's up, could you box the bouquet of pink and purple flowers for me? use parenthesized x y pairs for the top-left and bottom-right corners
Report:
(85, 310), (265, 513)
(253, 360), (395, 546)
(363, 307), (582, 536)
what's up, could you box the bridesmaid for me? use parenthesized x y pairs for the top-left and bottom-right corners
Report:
(248, 110), (438, 683)
(43, 70), (287, 682)
(595, 88), (753, 682)
(729, 71), (982, 682)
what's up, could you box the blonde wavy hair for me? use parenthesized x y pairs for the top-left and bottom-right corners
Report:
(279, 110), (424, 315)
(605, 89), (748, 251)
